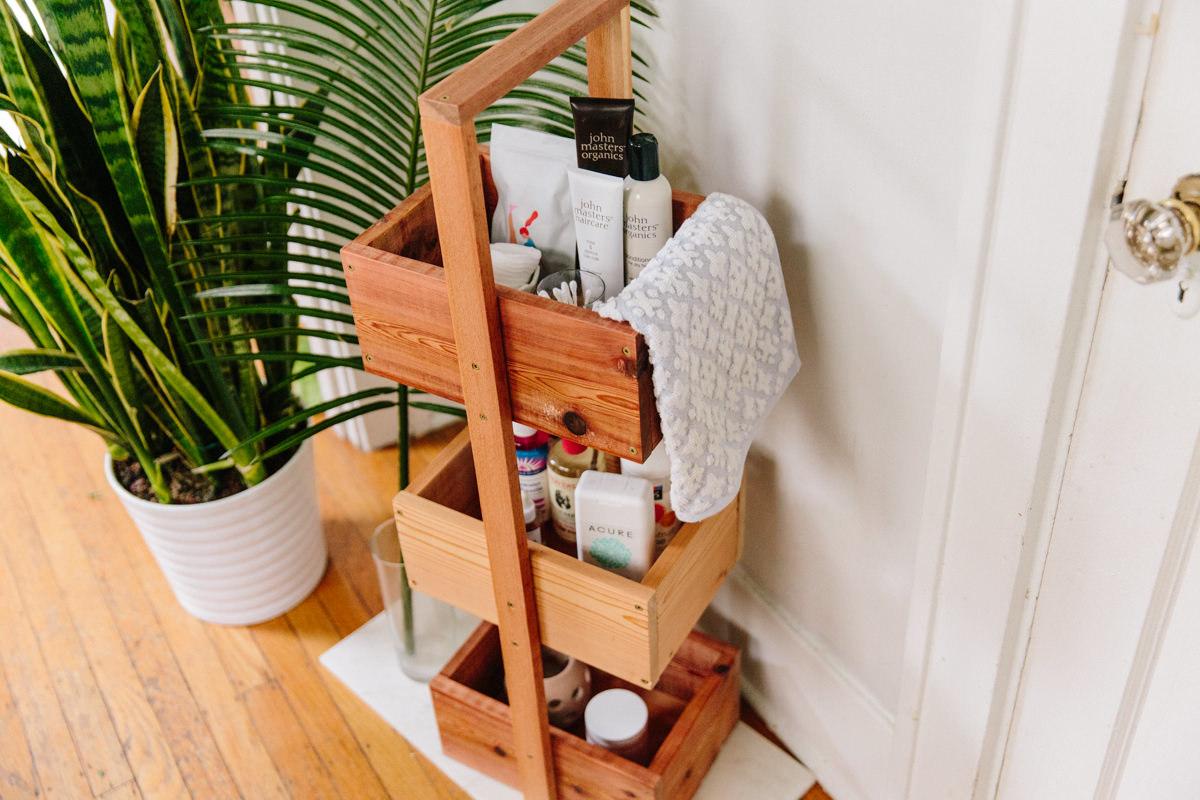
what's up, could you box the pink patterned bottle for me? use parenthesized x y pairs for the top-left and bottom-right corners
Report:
(513, 423), (550, 526)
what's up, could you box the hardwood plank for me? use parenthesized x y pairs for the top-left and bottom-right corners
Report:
(0, 438), (134, 796)
(100, 779), (144, 800)
(5, 421), (191, 800)
(0, 542), (91, 800)
(0, 659), (39, 800)
(207, 623), (274, 695)
(251, 614), (390, 800)
(242, 680), (341, 800)
(62, 429), (241, 800)
(286, 593), (463, 800)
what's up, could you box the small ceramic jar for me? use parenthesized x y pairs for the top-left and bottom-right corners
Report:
(542, 648), (592, 728)
(584, 688), (649, 762)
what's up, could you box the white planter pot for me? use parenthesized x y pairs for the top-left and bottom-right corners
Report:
(106, 441), (327, 625)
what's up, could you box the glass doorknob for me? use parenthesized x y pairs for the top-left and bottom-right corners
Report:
(1105, 175), (1200, 284)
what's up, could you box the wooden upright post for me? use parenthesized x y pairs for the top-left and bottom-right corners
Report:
(586, 3), (632, 98)
(421, 115), (557, 799)
(417, 3), (632, 797)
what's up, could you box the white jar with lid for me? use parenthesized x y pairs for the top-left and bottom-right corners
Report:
(584, 688), (649, 762)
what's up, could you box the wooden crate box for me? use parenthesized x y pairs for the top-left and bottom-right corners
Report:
(341, 153), (705, 462)
(396, 428), (744, 688)
(432, 622), (740, 800)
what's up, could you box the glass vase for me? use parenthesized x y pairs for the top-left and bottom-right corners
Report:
(371, 519), (461, 682)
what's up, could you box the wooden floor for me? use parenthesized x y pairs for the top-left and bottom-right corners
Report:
(0, 320), (828, 800)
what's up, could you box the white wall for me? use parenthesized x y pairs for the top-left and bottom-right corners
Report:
(637, 2), (989, 795)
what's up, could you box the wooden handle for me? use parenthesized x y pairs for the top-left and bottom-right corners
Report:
(418, 2), (633, 798)
(419, 0), (630, 124)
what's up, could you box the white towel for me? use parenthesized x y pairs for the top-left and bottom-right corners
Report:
(594, 193), (799, 522)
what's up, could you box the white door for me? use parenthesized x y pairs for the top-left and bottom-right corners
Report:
(995, 2), (1200, 796)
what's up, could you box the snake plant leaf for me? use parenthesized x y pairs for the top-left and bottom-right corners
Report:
(131, 66), (180, 236)
(36, 0), (184, 318)
(2, 169), (264, 482)
(0, 368), (103, 427)
(0, 347), (82, 374)
(101, 307), (144, 440)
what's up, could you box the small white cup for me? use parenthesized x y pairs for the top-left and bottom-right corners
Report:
(542, 648), (592, 728)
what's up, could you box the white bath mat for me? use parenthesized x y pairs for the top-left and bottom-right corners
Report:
(319, 612), (816, 799)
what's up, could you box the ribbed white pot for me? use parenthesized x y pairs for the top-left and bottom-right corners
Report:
(105, 441), (327, 625)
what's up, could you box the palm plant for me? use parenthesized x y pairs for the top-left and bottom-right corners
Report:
(198, 0), (656, 488)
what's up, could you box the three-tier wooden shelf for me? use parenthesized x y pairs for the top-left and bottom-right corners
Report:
(342, 1), (744, 797)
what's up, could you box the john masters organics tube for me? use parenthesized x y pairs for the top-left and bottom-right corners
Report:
(570, 97), (634, 177)
(567, 167), (624, 300)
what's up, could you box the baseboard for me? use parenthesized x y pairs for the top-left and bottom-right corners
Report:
(702, 567), (894, 800)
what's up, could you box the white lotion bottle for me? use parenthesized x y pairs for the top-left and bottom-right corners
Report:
(623, 133), (672, 284)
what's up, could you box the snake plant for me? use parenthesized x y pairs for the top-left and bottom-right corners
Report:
(0, 0), (352, 502)
(0, 0), (652, 503)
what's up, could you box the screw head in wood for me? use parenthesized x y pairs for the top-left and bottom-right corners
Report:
(471, 362), (479, 370)
(479, 413), (488, 421)
(365, 354), (374, 362)
(628, 447), (637, 455)
(622, 346), (631, 356)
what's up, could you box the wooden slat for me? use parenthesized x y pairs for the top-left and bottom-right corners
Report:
(585, 3), (632, 98)
(652, 635), (741, 800)
(420, 0), (628, 124)
(420, 108), (557, 799)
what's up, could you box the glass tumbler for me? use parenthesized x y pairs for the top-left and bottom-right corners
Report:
(536, 269), (606, 308)
(371, 519), (460, 682)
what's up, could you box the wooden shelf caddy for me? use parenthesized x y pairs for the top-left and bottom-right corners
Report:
(340, 0), (743, 796)
(397, 429), (743, 687)
(343, 153), (704, 462)
(432, 623), (741, 800)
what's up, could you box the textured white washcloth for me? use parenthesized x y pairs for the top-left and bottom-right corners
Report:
(594, 193), (799, 522)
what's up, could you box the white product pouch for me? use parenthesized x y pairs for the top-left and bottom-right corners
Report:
(489, 124), (577, 273)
